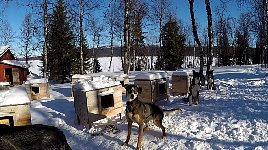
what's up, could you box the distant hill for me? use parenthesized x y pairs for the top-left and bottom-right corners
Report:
(17, 46), (255, 60)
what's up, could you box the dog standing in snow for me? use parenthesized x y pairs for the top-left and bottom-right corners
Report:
(188, 70), (201, 106)
(122, 84), (182, 150)
(207, 69), (215, 90)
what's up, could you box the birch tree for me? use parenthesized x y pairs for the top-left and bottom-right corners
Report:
(19, 14), (39, 64)
(68, 0), (100, 74)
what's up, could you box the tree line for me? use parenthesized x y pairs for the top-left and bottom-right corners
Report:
(0, 0), (267, 82)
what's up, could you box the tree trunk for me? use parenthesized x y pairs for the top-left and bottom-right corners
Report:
(188, 0), (204, 76)
(205, 0), (213, 72)
(108, 27), (114, 72)
(43, 0), (48, 78)
(124, 0), (130, 75)
(79, 1), (84, 74)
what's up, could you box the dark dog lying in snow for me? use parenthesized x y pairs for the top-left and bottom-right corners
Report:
(122, 84), (182, 150)
(0, 124), (71, 150)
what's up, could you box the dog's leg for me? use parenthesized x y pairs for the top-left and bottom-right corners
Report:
(153, 114), (166, 138)
(189, 95), (193, 106)
(143, 120), (150, 131)
(137, 121), (144, 150)
(196, 91), (200, 104)
(122, 119), (133, 146)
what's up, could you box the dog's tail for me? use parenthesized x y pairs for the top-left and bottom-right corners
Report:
(162, 108), (183, 116)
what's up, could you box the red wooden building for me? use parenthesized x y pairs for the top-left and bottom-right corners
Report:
(0, 46), (29, 85)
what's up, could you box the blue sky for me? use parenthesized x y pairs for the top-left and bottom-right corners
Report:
(3, 0), (248, 54)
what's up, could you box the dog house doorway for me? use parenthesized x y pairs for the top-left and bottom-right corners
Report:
(100, 94), (114, 109)
(5, 68), (13, 85)
(158, 80), (167, 95)
(31, 86), (40, 95)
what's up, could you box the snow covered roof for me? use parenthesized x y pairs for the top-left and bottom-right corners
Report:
(0, 45), (9, 58)
(0, 60), (30, 68)
(24, 78), (48, 84)
(72, 74), (92, 82)
(172, 70), (193, 76)
(135, 72), (168, 80)
(72, 75), (121, 91)
(0, 86), (30, 107)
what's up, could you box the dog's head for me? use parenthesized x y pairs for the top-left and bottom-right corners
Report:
(124, 84), (142, 101)
(192, 70), (201, 85)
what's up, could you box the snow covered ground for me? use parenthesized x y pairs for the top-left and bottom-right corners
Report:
(24, 63), (268, 150)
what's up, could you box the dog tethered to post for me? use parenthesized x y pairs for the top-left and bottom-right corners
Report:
(122, 84), (182, 150)
(207, 69), (215, 90)
(188, 70), (201, 106)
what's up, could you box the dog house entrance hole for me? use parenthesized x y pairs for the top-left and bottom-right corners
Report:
(100, 94), (114, 108)
(158, 82), (166, 94)
(32, 86), (40, 94)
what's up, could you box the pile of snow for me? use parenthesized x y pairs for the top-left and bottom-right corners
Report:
(0, 86), (30, 106)
(72, 75), (121, 91)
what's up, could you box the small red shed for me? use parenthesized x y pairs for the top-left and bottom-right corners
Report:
(0, 46), (29, 85)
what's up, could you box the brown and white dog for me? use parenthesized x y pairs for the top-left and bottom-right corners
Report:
(0, 124), (71, 150)
(122, 84), (182, 150)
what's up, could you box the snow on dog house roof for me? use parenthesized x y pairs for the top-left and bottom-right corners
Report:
(72, 75), (121, 91)
(135, 72), (168, 80)
(24, 78), (48, 84)
(172, 70), (193, 76)
(89, 72), (127, 81)
(0, 86), (30, 107)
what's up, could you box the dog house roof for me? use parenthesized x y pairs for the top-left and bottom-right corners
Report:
(73, 75), (121, 91)
(90, 72), (127, 81)
(0, 86), (30, 106)
(24, 78), (48, 84)
(173, 70), (193, 76)
(135, 72), (168, 80)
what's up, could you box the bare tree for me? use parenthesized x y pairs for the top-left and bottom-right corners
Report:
(67, 0), (100, 74)
(150, 0), (172, 58)
(19, 14), (39, 64)
(0, 19), (14, 46)
(238, 0), (268, 67)
(104, 1), (120, 72)
(188, 0), (204, 76)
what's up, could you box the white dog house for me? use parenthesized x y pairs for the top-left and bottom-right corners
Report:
(172, 70), (193, 96)
(72, 76), (123, 128)
(134, 72), (169, 103)
(25, 78), (50, 100)
(0, 86), (31, 126)
(72, 73), (129, 94)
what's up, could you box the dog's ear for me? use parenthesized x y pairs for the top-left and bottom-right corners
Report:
(124, 84), (129, 89)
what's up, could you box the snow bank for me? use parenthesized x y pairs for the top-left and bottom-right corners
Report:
(0, 86), (30, 106)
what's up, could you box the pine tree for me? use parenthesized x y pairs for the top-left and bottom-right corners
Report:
(93, 58), (102, 73)
(159, 17), (185, 70)
(47, 0), (76, 82)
